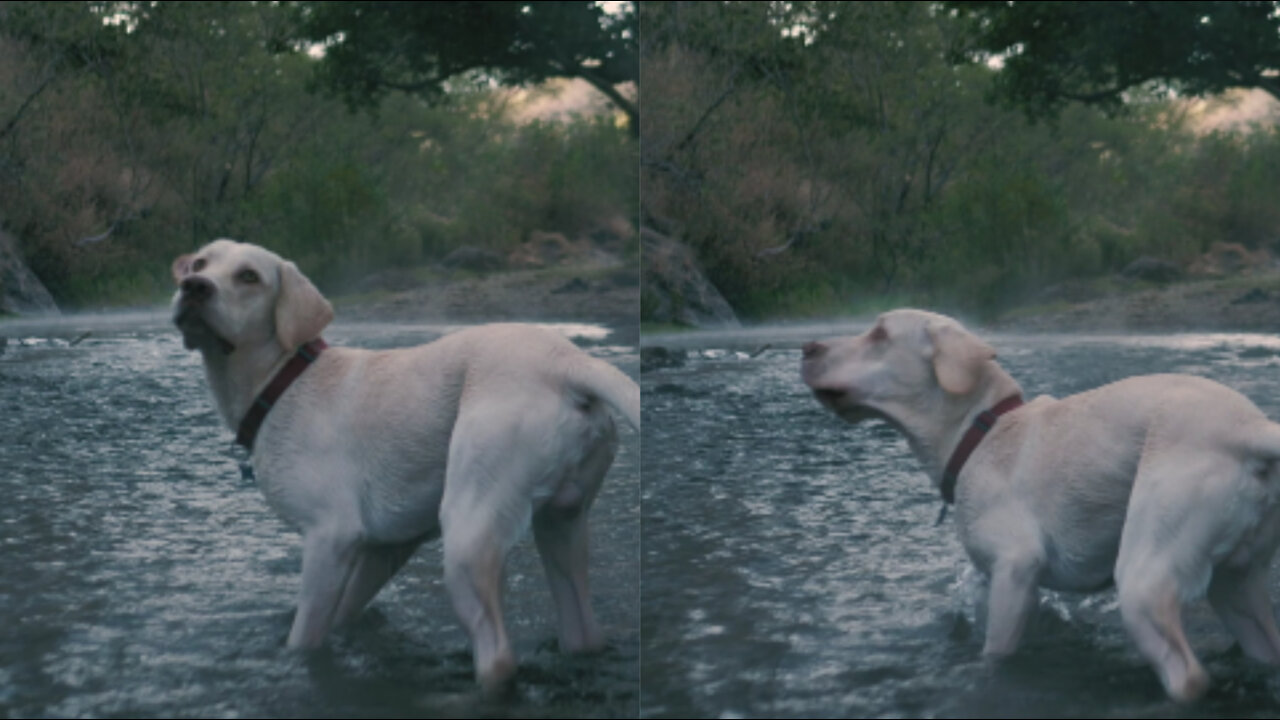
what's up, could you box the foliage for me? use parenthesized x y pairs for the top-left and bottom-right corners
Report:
(298, 1), (637, 131)
(947, 1), (1280, 117)
(0, 1), (635, 307)
(642, 1), (1280, 320)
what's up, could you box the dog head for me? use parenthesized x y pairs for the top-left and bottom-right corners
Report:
(801, 308), (996, 425)
(171, 239), (334, 355)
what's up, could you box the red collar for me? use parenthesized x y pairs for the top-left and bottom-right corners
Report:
(940, 394), (1023, 505)
(235, 339), (328, 450)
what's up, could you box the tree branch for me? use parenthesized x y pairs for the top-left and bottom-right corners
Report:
(575, 65), (637, 133)
(0, 71), (56, 142)
(673, 65), (742, 153)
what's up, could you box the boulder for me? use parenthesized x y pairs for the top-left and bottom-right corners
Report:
(1230, 288), (1270, 305)
(440, 246), (506, 273)
(1121, 256), (1182, 283)
(640, 346), (686, 372)
(508, 230), (580, 268)
(641, 227), (740, 328)
(1187, 241), (1273, 278)
(551, 277), (590, 294)
(0, 229), (58, 315)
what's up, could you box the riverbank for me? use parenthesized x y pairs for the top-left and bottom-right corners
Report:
(1, 260), (640, 346)
(14, 263), (1277, 342)
(992, 272), (1280, 333)
(336, 263), (639, 344)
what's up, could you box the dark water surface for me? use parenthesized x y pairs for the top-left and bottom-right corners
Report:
(641, 323), (1280, 719)
(1, 311), (639, 718)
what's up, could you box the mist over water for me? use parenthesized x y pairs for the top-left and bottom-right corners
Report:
(641, 323), (1280, 718)
(0, 311), (639, 718)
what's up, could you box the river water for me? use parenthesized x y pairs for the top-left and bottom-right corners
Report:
(641, 322), (1280, 718)
(0, 311), (639, 718)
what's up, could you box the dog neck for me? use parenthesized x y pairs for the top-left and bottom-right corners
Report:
(199, 340), (294, 433)
(881, 361), (1024, 491)
(934, 365), (1023, 490)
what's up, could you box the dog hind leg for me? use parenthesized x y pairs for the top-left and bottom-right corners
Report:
(439, 402), (566, 691)
(1208, 563), (1280, 664)
(1116, 570), (1208, 702)
(441, 513), (517, 693)
(1209, 466), (1280, 664)
(1114, 455), (1226, 701)
(532, 426), (616, 654)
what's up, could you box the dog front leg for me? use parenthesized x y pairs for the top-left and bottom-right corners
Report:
(288, 528), (361, 649)
(331, 537), (427, 629)
(982, 553), (1042, 658)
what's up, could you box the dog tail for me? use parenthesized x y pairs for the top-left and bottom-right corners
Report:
(1242, 421), (1280, 473)
(568, 356), (640, 431)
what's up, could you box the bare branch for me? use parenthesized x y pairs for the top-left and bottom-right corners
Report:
(0, 71), (56, 142)
(673, 65), (742, 153)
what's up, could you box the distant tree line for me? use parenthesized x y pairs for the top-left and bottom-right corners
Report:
(0, 1), (636, 308)
(642, 1), (1280, 319)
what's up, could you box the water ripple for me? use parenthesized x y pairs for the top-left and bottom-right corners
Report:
(642, 331), (1280, 718)
(2, 314), (638, 718)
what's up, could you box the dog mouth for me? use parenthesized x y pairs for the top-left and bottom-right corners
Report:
(173, 304), (235, 355)
(810, 385), (859, 411)
(810, 387), (883, 423)
(812, 388), (847, 405)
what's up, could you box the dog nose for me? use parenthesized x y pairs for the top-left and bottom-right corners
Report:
(802, 341), (826, 360)
(180, 275), (215, 302)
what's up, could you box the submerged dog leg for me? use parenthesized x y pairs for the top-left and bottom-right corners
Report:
(532, 436), (614, 653)
(289, 529), (361, 648)
(533, 508), (603, 653)
(442, 515), (516, 692)
(1114, 453), (1270, 700)
(438, 413), (528, 691)
(1208, 562), (1280, 664)
(331, 537), (428, 628)
(438, 394), (608, 689)
(982, 552), (1042, 657)
(1118, 572), (1208, 702)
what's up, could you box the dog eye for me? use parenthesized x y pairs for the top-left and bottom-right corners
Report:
(869, 325), (888, 342)
(237, 269), (260, 284)
(192, 258), (207, 273)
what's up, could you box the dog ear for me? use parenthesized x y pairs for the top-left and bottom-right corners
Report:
(927, 321), (995, 395)
(171, 254), (194, 284)
(274, 261), (334, 352)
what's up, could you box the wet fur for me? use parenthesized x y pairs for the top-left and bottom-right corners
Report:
(172, 239), (640, 690)
(802, 308), (1280, 702)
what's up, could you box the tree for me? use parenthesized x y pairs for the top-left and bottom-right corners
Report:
(949, 1), (1280, 116)
(642, 1), (1015, 312)
(298, 2), (637, 130)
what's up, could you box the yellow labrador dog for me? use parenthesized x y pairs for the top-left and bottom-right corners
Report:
(801, 308), (1280, 702)
(171, 239), (639, 691)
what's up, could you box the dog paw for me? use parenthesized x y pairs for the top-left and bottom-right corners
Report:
(1166, 667), (1210, 703)
(477, 656), (518, 697)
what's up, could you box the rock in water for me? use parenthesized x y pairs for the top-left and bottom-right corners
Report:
(641, 227), (740, 328)
(0, 229), (59, 316)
